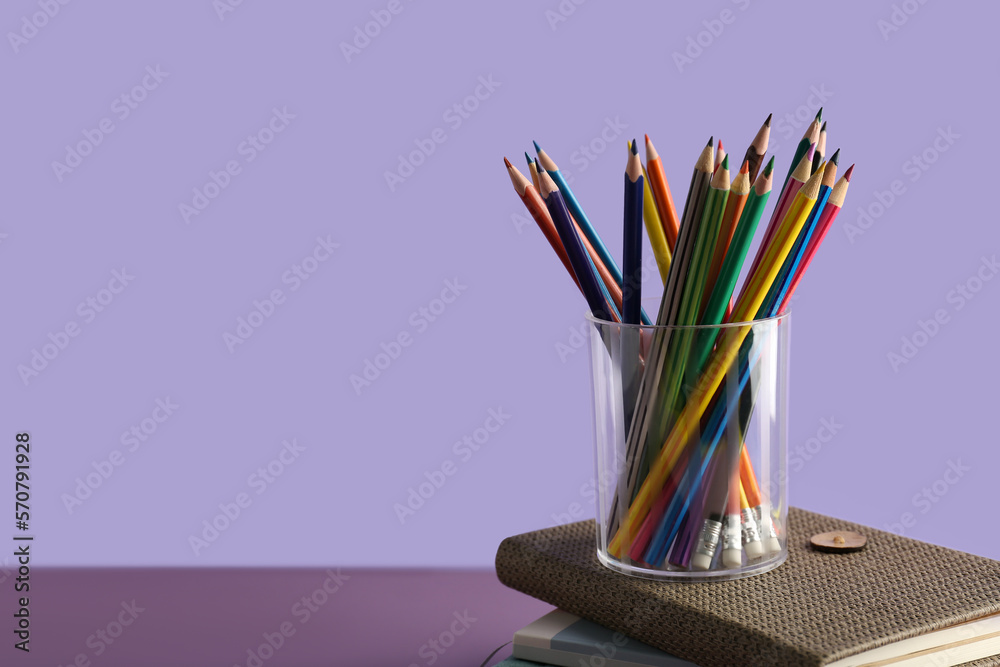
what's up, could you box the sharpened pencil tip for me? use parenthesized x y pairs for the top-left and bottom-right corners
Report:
(815, 108), (823, 122)
(845, 164), (855, 181)
(740, 158), (750, 173)
(763, 156), (775, 175)
(765, 113), (772, 127)
(820, 121), (827, 132)
(717, 139), (724, 151)
(524, 152), (533, 168)
(532, 140), (541, 154)
(630, 139), (638, 155)
(721, 154), (729, 169)
(830, 148), (840, 166)
(707, 136), (714, 147)
(503, 156), (513, 169)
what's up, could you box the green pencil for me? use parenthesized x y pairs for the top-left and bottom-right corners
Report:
(689, 157), (775, 376)
(781, 108), (821, 189)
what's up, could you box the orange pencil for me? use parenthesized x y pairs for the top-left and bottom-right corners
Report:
(702, 159), (750, 315)
(643, 134), (681, 252)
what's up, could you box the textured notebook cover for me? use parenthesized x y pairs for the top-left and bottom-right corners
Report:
(495, 507), (1000, 667)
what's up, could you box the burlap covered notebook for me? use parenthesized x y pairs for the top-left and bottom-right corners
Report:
(495, 507), (1000, 666)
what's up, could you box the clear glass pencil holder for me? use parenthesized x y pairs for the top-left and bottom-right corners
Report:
(586, 308), (790, 581)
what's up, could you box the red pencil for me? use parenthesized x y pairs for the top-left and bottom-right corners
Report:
(777, 165), (854, 312)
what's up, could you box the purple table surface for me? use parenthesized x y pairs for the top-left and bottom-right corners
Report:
(1, 568), (553, 667)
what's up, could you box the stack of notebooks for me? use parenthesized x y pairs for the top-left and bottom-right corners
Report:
(492, 507), (1000, 667)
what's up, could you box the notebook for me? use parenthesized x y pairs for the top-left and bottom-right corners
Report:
(495, 507), (1000, 666)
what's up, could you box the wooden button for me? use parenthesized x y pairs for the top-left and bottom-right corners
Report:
(810, 530), (867, 553)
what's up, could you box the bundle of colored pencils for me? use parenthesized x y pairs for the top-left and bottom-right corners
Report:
(504, 110), (853, 573)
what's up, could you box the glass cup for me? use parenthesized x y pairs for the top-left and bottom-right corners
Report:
(587, 308), (790, 580)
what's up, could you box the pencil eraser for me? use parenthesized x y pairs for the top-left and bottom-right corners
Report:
(765, 537), (781, 554)
(722, 548), (742, 569)
(745, 540), (764, 560)
(691, 553), (713, 571)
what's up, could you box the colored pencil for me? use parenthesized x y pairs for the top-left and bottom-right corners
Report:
(656, 155), (731, 428)
(535, 141), (623, 288)
(812, 121), (827, 175)
(691, 158), (774, 371)
(764, 150), (839, 313)
(526, 152), (541, 192)
(630, 138), (715, 494)
(742, 113), (771, 183)
(703, 158), (751, 310)
(539, 170), (614, 321)
(622, 142), (644, 326)
(505, 158), (580, 292)
(777, 164), (853, 313)
(740, 146), (814, 299)
(641, 162), (672, 284)
(781, 108), (822, 188)
(644, 134), (682, 251)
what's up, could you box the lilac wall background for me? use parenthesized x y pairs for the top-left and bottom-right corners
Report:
(2, 0), (997, 567)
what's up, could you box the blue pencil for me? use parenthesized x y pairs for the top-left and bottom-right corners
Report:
(538, 170), (614, 321)
(622, 141), (644, 326)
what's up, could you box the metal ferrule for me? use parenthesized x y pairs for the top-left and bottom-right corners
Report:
(722, 514), (742, 552)
(755, 504), (778, 540)
(694, 519), (723, 560)
(741, 508), (762, 546)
